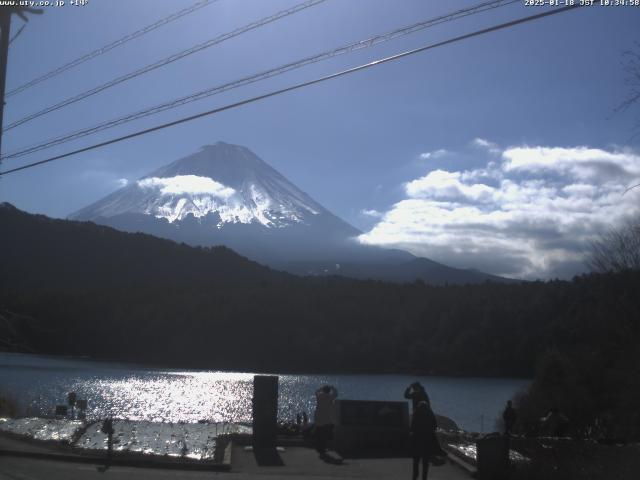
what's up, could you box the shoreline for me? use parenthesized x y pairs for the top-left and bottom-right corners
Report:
(0, 416), (246, 463)
(0, 351), (534, 380)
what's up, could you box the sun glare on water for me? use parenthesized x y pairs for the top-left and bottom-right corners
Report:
(80, 371), (256, 423)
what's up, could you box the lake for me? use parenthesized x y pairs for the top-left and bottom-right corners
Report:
(0, 353), (529, 433)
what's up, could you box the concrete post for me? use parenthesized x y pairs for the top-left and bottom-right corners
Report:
(252, 375), (278, 448)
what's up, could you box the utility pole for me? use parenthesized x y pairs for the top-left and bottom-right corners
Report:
(0, 8), (12, 161)
(0, 7), (42, 165)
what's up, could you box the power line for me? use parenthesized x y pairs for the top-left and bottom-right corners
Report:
(3, 0), (327, 132)
(8, 22), (26, 45)
(5, 0), (220, 98)
(2, 0), (518, 162)
(0, 4), (582, 177)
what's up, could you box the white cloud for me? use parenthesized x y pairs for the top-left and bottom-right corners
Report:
(502, 146), (640, 181)
(359, 143), (640, 279)
(405, 170), (497, 203)
(137, 175), (236, 198)
(76, 169), (131, 191)
(361, 208), (383, 218)
(419, 149), (447, 160)
(472, 138), (501, 154)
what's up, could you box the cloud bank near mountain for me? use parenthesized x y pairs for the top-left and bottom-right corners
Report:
(137, 175), (236, 198)
(359, 141), (640, 279)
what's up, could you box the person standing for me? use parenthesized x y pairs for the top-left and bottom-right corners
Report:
(101, 417), (115, 467)
(502, 400), (517, 435)
(404, 382), (430, 412)
(542, 408), (569, 437)
(314, 385), (338, 453)
(410, 401), (437, 480)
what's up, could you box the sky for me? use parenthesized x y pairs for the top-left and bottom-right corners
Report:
(1, 0), (639, 279)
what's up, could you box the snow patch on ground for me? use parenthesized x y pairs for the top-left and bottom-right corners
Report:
(0, 417), (251, 459)
(76, 420), (250, 459)
(447, 441), (530, 463)
(0, 417), (83, 442)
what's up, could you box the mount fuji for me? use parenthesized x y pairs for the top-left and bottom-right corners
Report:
(71, 142), (510, 284)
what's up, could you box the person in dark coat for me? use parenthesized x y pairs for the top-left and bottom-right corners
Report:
(404, 382), (430, 412)
(410, 401), (438, 480)
(314, 385), (338, 453)
(100, 417), (115, 470)
(503, 400), (517, 435)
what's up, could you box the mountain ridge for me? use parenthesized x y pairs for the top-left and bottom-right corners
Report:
(1, 201), (281, 291)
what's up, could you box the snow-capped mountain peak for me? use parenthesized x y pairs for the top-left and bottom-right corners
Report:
(72, 142), (324, 229)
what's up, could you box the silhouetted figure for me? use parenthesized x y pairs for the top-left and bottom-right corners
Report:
(181, 440), (188, 457)
(542, 408), (569, 437)
(67, 392), (77, 419)
(410, 401), (438, 480)
(314, 385), (337, 453)
(502, 400), (517, 435)
(76, 399), (88, 421)
(404, 382), (430, 412)
(296, 413), (302, 433)
(101, 418), (115, 464)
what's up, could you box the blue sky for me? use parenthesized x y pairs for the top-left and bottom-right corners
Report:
(1, 0), (639, 279)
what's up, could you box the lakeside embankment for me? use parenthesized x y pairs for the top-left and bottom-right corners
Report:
(2, 416), (640, 480)
(0, 417), (249, 460)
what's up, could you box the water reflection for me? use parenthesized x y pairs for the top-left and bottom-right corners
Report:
(75, 372), (256, 423)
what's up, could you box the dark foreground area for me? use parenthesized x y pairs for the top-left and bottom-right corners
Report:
(2, 430), (640, 480)
(508, 437), (640, 480)
(441, 430), (640, 480)
(0, 431), (468, 480)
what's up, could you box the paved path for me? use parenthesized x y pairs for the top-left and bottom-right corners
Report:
(0, 448), (470, 480)
(231, 445), (468, 479)
(0, 434), (471, 479)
